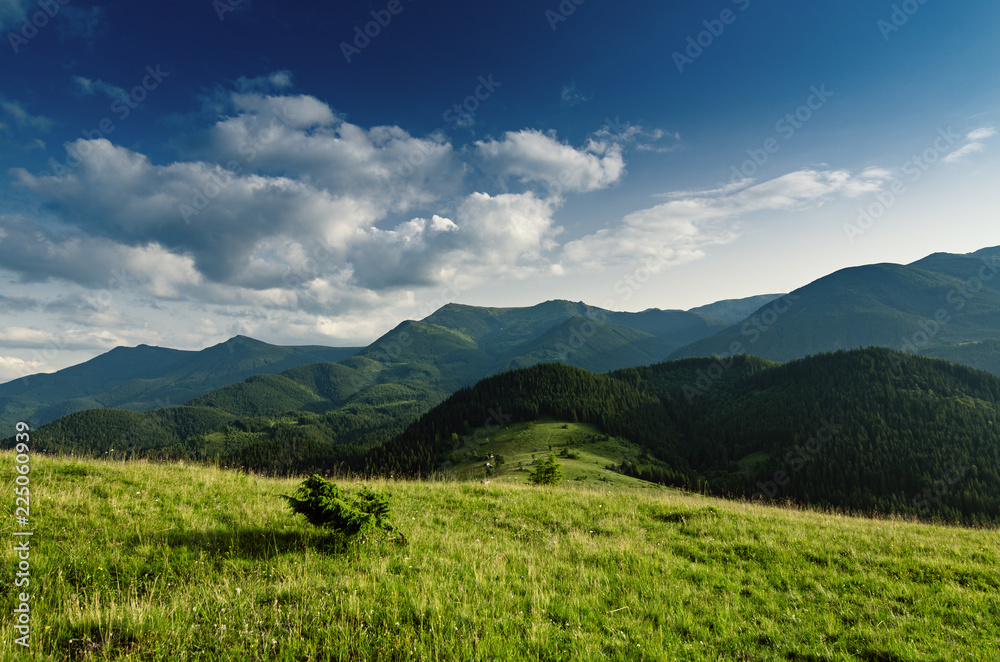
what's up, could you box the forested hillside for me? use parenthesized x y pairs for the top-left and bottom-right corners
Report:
(386, 349), (1000, 523)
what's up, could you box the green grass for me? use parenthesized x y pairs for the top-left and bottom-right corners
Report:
(447, 420), (656, 488)
(2, 453), (999, 661)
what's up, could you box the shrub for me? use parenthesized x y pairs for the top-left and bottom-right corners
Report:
(281, 475), (405, 543)
(528, 453), (563, 486)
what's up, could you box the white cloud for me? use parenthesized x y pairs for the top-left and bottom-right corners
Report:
(0, 327), (58, 346)
(235, 70), (295, 93)
(1, 100), (52, 132)
(72, 75), (127, 100)
(592, 119), (681, 154)
(563, 168), (885, 268)
(476, 129), (625, 194)
(966, 127), (997, 142)
(0, 356), (54, 383)
(944, 126), (996, 163)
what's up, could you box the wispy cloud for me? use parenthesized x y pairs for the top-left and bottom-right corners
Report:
(72, 75), (127, 101)
(560, 81), (592, 108)
(944, 126), (996, 163)
(562, 168), (888, 269)
(1, 100), (52, 132)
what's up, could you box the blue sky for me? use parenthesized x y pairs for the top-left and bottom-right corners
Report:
(0, 0), (998, 380)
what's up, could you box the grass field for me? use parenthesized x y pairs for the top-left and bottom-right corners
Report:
(1, 448), (999, 661)
(445, 420), (657, 488)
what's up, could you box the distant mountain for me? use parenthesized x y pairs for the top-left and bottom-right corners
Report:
(672, 247), (1000, 375)
(688, 293), (785, 324)
(350, 299), (732, 389)
(378, 349), (1000, 523)
(0, 336), (360, 430)
(8, 297), (753, 467)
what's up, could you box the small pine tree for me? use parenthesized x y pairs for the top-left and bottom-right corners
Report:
(528, 453), (563, 485)
(280, 475), (405, 543)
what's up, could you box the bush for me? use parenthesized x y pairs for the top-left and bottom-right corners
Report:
(281, 475), (405, 543)
(528, 453), (563, 486)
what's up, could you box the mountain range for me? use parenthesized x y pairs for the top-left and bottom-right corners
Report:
(2, 295), (781, 430)
(673, 247), (1000, 373)
(6, 245), (1000, 523)
(0, 337), (359, 431)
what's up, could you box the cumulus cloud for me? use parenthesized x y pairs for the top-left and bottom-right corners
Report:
(476, 129), (625, 194)
(5, 92), (566, 317)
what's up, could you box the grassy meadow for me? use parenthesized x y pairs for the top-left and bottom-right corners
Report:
(1, 448), (999, 661)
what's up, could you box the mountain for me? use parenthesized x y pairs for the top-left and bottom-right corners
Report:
(688, 293), (785, 324)
(0, 336), (360, 430)
(7, 297), (755, 469)
(378, 349), (1000, 524)
(672, 247), (1000, 375)
(349, 299), (732, 389)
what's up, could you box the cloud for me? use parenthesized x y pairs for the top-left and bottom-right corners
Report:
(560, 82), (591, 108)
(6, 91), (559, 310)
(476, 129), (625, 194)
(592, 119), (681, 153)
(0, 356), (54, 383)
(0, 0), (26, 31)
(944, 126), (996, 163)
(72, 75), (127, 100)
(1, 100), (52, 132)
(0, 294), (41, 312)
(235, 70), (294, 93)
(0, 327), (59, 347)
(563, 168), (885, 269)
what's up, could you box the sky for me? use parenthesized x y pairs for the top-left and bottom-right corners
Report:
(0, 0), (998, 382)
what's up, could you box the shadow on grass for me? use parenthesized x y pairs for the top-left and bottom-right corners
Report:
(142, 527), (350, 559)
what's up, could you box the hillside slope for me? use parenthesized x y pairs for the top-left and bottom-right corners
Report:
(3, 454), (998, 660)
(385, 349), (1000, 523)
